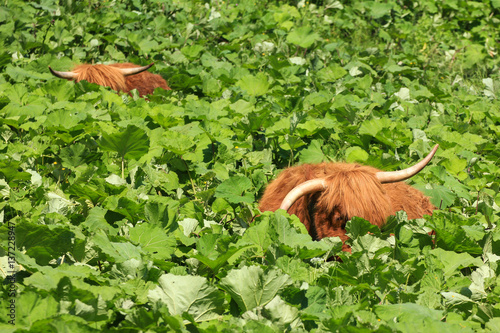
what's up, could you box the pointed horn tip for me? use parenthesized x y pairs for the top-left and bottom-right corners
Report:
(48, 66), (78, 79)
(376, 144), (440, 183)
(119, 62), (155, 76)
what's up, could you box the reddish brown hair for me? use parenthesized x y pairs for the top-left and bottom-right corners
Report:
(259, 162), (435, 251)
(54, 63), (170, 96)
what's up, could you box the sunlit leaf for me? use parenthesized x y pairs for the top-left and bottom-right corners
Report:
(99, 125), (150, 160)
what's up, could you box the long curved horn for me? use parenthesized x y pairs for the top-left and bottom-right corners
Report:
(279, 178), (328, 211)
(48, 66), (78, 80)
(118, 63), (154, 76)
(278, 144), (439, 211)
(376, 144), (439, 183)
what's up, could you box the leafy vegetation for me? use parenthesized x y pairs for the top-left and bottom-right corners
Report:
(1, 0), (500, 331)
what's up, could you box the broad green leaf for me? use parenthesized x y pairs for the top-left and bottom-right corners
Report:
(428, 248), (483, 278)
(370, 2), (393, 19)
(92, 230), (142, 263)
(59, 143), (89, 169)
(0, 160), (32, 185)
(129, 223), (176, 259)
(46, 108), (86, 130)
(214, 175), (254, 204)
(236, 73), (270, 96)
(181, 45), (205, 59)
(99, 125), (150, 160)
(442, 156), (467, 176)
(144, 197), (178, 231)
(148, 274), (224, 322)
(104, 196), (144, 224)
(16, 222), (74, 265)
(345, 146), (369, 163)
(220, 266), (291, 313)
(193, 244), (255, 274)
(374, 303), (445, 331)
(161, 130), (195, 155)
(286, 26), (320, 49)
(15, 291), (59, 328)
(316, 64), (347, 82)
(262, 296), (301, 329)
(69, 180), (108, 206)
(298, 139), (327, 163)
(42, 79), (76, 101)
(420, 184), (456, 209)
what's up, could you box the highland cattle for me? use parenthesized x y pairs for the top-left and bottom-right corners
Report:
(49, 62), (170, 97)
(259, 145), (439, 251)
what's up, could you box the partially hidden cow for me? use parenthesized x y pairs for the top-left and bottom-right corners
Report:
(259, 145), (438, 251)
(49, 62), (170, 97)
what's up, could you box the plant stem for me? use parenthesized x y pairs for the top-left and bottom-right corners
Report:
(181, 157), (197, 199)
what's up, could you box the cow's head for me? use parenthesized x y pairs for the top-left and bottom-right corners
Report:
(48, 63), (154, 92)
(281, 145), (439, 244)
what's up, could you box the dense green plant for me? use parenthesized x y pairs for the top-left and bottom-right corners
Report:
(1, 0), (499, 331)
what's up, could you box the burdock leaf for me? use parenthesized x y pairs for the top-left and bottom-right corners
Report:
(92, 230), (142, 263)
(59, 143), (88, 169)
(161, 130), (195, 155)
(237, 73), (270, 96)
(214, 175), (254, 204)
(15, 291), (59, 328)
(99, 125), (150, 160)
(129, 223), (176, 259)
(148, 274), (224, 322)
(0, 160), (32, 184)
(286, 26), (320, 49)
(219, 266), (292, 313)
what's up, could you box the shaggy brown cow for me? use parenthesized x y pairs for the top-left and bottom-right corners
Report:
(259, 145), (438, 251)
(49, 62), (170, 97)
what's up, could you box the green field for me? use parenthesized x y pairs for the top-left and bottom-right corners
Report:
(1, 0), (500, 331)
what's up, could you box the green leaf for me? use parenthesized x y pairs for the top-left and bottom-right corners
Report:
(129, 223), (176, 259)
(16, 222), (74, 265)
(345, 146), (369, 163)
(161, 130), (195, 155)
(193, 244), (255, 274)
(370, 2), (393, 19)
(181, 45), (205, 59)
(99, 125), (150, 160)
(144, 197), (179, 231)
(43, 79), (76, 101)
(0, 160), (32, 185)
(428, 248), (483, 278)
(214, 175), (254, 204)
(261, 296), (301, 329)
(236, 73), (270, 96)
(15, 291), (59, 328)
(219, 266), (291, 313)
(92, 230), (142, 263)
(286, 26), (320, 49)
(69, 180), (108, 206)
(420, 184), (456, 209)
(272, 211), (335, 259)
(316, 64), (348, 81)
(59, 143), (89, 169)
(148, 274), (224, 322)
(374, 303), (445, 331)
(298, 139), (327, 163)
(104, 196), (144, 224)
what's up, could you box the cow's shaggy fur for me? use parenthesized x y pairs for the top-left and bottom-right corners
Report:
(259, 163), (435, 251)
(66, 63), (170, 96)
